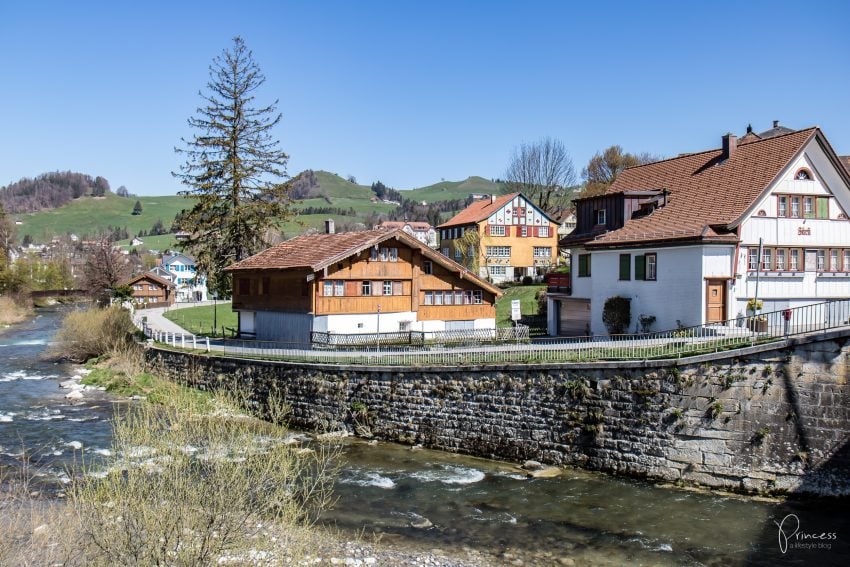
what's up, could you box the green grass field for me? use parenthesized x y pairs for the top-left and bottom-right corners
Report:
(116, 233), (180, 252)
(162, 302), (238, 337)
(13, 171), (500, 244)
(496, 284), (545, 327)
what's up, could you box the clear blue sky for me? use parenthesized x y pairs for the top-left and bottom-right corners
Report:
(1, 0), (848, 195)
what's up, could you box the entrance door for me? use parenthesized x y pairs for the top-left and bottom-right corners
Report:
(705, 280), (727, 323)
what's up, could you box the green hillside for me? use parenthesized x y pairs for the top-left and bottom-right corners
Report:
(14, 194), (193, 242)
(403, 176), (503, 202)
(13, 171), (500, 244)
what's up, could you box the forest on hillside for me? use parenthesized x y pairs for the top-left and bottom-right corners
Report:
(0, 171), (114, 213)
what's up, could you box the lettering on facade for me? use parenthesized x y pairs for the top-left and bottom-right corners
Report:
(797, 227), (811, 236)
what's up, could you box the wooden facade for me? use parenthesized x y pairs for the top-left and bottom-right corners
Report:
(231, 239), (498, 321)
(124, 273), (175, 306)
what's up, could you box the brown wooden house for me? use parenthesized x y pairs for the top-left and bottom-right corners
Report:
(122, 272), (176, 307)
(224, 227), (502, 343)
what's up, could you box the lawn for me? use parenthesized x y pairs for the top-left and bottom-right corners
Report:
(116, 233), (180, 252)
(495, 284), (545, 327)
(162, 302), (238, 337)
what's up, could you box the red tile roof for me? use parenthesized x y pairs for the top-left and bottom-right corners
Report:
(584, 128), (819, 247)
(225, 228), (502, 296)
(123, 272), (175, 289)
(438, 193), (520, 228)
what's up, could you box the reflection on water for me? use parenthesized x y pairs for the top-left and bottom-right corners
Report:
(1, 308), (848, 565)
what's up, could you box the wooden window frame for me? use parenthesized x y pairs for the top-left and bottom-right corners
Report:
(804, 196), (815, 219)
(775, 248), (786, 271)
(423, 260), (433, 275)
(424, 291), (433, 305)
(790, 249), (800, 271)
(829, 249), (840, 272)
(816, 250), (826, 271)
(645, 253), (657, 281)
(361, 281), (371, 296)
(761, 248), (772, 271)
(795, 168), (813, 180)
(790, 196), (801, 218)
(748, 248), (759, 271)
(844, 250), (850, 273)
(777, 195), (787, 217)
(595, 209), (606, 226)
(383, 280), (393, 296)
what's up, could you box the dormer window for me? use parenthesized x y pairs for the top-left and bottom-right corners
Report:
(595, 209), (606, 226)
(795, 168), (812, 181)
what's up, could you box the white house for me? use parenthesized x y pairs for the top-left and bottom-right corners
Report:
(375, 221), (438, 248)
(551, 125), (850, 336)
(159, 252), (207, 302)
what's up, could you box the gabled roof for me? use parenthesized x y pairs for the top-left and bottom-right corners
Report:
(377, 221), (433, 231)
(841, 156), (850, 174)
(122, 271), (176, 289)
(161, 252), (194, 265)
(438, 193), (519, 228)
(438, 193), (560, 228)
(225, 228), (502, 296)
(579, 128), (822, 248)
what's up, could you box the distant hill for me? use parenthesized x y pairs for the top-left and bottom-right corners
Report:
(0, 171), (112, 213)
(13, 170), (503, 244)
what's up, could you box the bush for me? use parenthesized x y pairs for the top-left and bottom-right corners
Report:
(50, 305), (137, 362)
(521, 275), (533, 285)
(535, 289), (548, 317)
(602, 296), (631, 335)
(0, 295), (32, 326)
(70, 390), (337, 565)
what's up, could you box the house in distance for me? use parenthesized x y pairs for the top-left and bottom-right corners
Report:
(554, 123), (850, 336)
(225, 222), (502, 344)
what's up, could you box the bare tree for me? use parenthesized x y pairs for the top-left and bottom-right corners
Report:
(581, 146), (658, 197)
(82, 238), (131, 303)
(0, 203), (15, 269)
(504, 137), (577, 215)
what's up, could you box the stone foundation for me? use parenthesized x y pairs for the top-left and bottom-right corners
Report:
(146, 330), (850, 496)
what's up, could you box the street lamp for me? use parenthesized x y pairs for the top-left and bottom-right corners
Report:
(211, 290), (218, 336)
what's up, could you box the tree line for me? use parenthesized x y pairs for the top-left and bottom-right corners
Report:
(0, 171), (111, 213)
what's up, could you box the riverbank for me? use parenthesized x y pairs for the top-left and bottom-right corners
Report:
(0, 296), (33, 327)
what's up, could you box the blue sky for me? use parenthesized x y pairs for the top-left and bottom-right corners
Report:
(1, 1), (848, 195)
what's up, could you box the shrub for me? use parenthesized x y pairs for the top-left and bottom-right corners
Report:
(521, 275), (533, 285)
(50, 305), (137, 362)
(536, 289), (548, 317)
(70, 390), (338, 565)
(602, 296), (631, 335)
(0, 295), (32, 326)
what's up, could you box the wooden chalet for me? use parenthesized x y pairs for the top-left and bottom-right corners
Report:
(122, 272), (176, 307)
(224, 227), (502, 344)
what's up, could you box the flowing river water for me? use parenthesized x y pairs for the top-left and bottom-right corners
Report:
(1, 308), (847, 566)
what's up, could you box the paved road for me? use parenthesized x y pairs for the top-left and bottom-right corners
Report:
(133, 302), (222, 335)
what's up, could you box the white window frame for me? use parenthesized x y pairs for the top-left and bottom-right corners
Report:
(596, 209), (606, 225)
(489, 225), (505, 236)
(488, 265), (506, 276)
(486, 246), (511, 258)
(334, 281), (344, 296)
(424, 291), (433, 305)
(533, 247), (551, 258)
(323, 281), (333, 296)
(646, 253), (657, 281)
(538, 226), (549, 238)
(383, 280), (393, 296)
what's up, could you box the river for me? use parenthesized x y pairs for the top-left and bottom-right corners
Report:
(1, 308), (847, 565)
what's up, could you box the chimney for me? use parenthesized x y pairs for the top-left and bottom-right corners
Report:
(490, 194), (496, 204)
(324, 219), (335, 234)
(722, 133), (737, 160)
(773, 120), (780, 128)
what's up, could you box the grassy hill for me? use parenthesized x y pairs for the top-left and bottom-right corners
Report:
(403, 176), (503, 202)
(14, 172), (502, 244)
(14, 193), (192, 242)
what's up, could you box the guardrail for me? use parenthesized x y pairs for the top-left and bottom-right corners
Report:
(310, 326), (530, 348)
(138, 299), (850, 366)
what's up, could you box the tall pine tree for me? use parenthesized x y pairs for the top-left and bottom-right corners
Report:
(174, 36), (294, 295)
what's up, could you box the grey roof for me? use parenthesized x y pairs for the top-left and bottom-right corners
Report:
(161, 252), (195, 265)
(757, 121), (796, 140)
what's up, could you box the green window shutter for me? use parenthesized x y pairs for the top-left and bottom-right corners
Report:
(619, 254), (631, 280)
(817, 197), (829, 219)
(635, 255), (646, 280)
(578, 254), (587, 277)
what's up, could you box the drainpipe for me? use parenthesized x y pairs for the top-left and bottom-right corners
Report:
(753, 237), (763, 317)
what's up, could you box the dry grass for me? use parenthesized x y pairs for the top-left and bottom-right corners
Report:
(0, 295), (32, 326)
(49, 304), (137, 362)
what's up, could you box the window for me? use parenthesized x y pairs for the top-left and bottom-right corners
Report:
(804, 197), (814, 218)
(463, 290), (474, 304)
(646, 253), (657, 281)
(133, 284), (142, 291)
(817, 197), (829, 219)
(149, 285), (156, 291)
(748, 248), (759, 271)
(816, 250), (825, 271)
(538, 226), (549, 238)
(455, 248), (462, 260)
(424, 291), (433, 305)
(578, 254), (591, 277)
(845, 250), (850, 273)
(776, 249), (786, 271)
(777, 196), (787, 217)
(444, 290), (454, 304)
(489, 265), (506, 277)
(455, 290), (463, 304)
(790, 249), (800, 271)
(830, 250), (839, 271)
(761, 249), (772, 270)
(795, 168), (812, 180)
(595, 209), (606, 225)
(790, 197), (800, 218)
(474, 290), (482, 304)
(533, 247), (551, 258)
(383, 281), (393, 296)
(486, 246), (511, 258)
(361, 281), (371, 295)
(238, 278), (250, 295)
(434, 291), (443, 305)
(442, 247), (449, 257)
(323, 281), (333, 296)
(489, 225), (505, 236)
(372, 247), (398, 261)
(334, 281), (343, 296)
(423, 260), (433, 274)
(619, 254), (631, 280)
(521, 226), (528, 237)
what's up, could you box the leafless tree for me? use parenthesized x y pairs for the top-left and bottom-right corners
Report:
(581, 146), (659, 197)
(82, 238), (131, 303)
(504, 137), (577, 215)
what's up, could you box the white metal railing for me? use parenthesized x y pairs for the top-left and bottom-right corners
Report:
(136, 299), (850, 367)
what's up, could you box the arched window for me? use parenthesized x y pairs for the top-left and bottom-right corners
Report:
(795, 168), (813, 181)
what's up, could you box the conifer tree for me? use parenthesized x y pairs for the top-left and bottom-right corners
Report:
(174, 36), (294, 295)
(132, 200), (143, 215)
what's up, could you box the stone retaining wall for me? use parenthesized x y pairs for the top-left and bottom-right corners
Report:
(145, 331), (850, 495)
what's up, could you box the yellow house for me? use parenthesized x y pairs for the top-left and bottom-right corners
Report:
(437, 193), (560, 283)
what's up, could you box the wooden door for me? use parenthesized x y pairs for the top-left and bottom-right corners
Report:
(705, 280), (727, 323)
(559, 298), (591, 336)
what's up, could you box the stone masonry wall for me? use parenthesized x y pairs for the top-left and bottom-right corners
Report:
(145, 331), (850, 496)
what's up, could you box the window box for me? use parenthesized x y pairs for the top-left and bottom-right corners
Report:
(747, 317), (768, 333)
